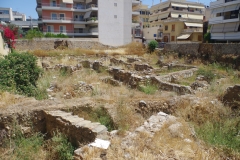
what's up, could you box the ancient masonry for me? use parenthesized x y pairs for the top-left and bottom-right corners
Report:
(44, 110), (108, 147)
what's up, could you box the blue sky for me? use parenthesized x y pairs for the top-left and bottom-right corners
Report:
(0, 0), (211, 19)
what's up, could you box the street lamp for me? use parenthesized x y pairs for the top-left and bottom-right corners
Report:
(29, 16), (33, 30)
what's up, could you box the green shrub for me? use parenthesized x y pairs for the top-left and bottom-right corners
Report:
(204, 32), (211, 43)
(49, 132), (74, 160)
(25, 29), (44, 40)
(148, 40), (158, 53)
(45, 32), (68, 38)
(0, 52), (42, 96)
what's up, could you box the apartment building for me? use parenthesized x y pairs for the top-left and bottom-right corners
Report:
(0, 7), (38, 31)
(0, 8), (26, 22)
(209, 0), (240, 42)
(143, 0), (205, 42)
(140, 5), (150, 28)
(36, 0), (141, 46)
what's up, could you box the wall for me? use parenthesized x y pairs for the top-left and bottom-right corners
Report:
(98, 0), (132, 46)
(164, 43), (240, 69)
(14, 38), (110, 51)
(143, 26), (159, 40)
(0, 33), (9, 56)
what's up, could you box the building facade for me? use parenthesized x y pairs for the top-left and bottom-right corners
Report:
(36, 0), (141, 46)
(0, 8), (26, 22)
(0, 7), (38, 31)
(143, 0), (205, 42)
(209, 0), (240, 42)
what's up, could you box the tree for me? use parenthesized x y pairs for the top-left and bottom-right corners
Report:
(148, 40), (158, 53)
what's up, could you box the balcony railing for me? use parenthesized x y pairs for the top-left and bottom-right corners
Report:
(42, 16), (98, 22)
(43, 29), (98, 35)
(41, 3), (71, 8)
(183, 28), (203, 33)
(43, 16), (73, 21)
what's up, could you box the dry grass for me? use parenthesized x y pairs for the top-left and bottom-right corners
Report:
(0, 92), (24, 108)
(105, 117), (220, 160)
(124, 42), (145, 56)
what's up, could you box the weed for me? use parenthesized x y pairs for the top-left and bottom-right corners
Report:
(139, 84), (158, 95)
(196, 67), (216, 83)
(196, 118), (240, 153)
(46, 132), (74, 160)
(1, 124), (44, 160)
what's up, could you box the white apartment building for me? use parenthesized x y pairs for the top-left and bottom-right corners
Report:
(36, 0), (141, 46)
(209, 0), (240, 42)
(0, 8), (26, 22)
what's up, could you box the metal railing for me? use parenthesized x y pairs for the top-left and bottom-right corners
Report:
(43, 16), (73, 21)
(43, 29), (98, 34)
(41, 3), (71, 8)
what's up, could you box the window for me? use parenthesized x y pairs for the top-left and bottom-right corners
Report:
(74, 28), (83, 33)
(114, 3), (117, 6)
(171, 36), (175, 41)
(51, 13), (57, 20)
(165, 25), (168, 31)
(47, 25), (54, 32)
(59, 13), (65, 20)
(59, 26), (66, 33)
(0, 10), (10, 14)
(238, 25), (240, 31)
(114, 15), (117, 18)
(172, 24), (175, 31)
(51, 0), (56, 6)
(0, 18), (10, 21)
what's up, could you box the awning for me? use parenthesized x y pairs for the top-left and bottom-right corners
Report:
(188, 14), (203, 20)
(84, 11), (92, 19)
(211, 33), (224, 40)
(188, 4), (205, 9)
(212, 7), (225, 14)
(74, 24), (86, 28)
(62, 0), (73, 4)
(184, 22), (203, 27)
(158, 13), (169, 20)
(171, 3), (188, 8)
(149, 15), (158, 21)
(86, 0), (92, 3)
(177, 33), (191, 40)
(158, 2), (170, 10)
(224, 4), (239, 12)
(211, 24), (224, 33)
(223, 22), (237, 32)
(150, 4), (159, 12)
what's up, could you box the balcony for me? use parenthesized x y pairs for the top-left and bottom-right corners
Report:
(209, 14), (239, 24)
(210, 0), (239, 8)
(73, 4), (98, 11)
(183, 28), (203, 33)
(41, 3), (72, 11)
(42, 16), (72, 23)
(132, 11), (140, 16)
(43, 29), (98, 36)
(132, 0), (140, 6)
